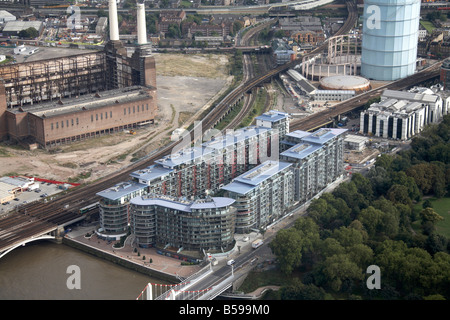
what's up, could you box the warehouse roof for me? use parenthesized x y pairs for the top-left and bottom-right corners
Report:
(10, 86), (152, 118)
(381, 89), (439, 104)
(3, 20), (43, 32)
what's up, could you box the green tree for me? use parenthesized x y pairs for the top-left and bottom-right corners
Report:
(346, 243), (374, 269)
(387, 184), (412, 207)
(269, 218), (320, 274)
(269, 228), (304, 275)
(167, 24), (181, 38)
(358, 206), (384, 238)
(420, 207), (444, 225)
(331, 226), (364, 248)
(18, 27), (39, 39)
(320, 254), (364, 292)
(280, 279), (326, 300)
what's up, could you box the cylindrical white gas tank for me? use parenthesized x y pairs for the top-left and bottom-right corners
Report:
(361, 0), (421, 81)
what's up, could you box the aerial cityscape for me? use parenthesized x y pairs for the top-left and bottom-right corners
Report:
(0, 0), (449, 304)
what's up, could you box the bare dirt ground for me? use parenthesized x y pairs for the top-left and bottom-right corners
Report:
(0, 53), (232, 184)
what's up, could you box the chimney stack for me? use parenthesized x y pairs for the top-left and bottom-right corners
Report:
(108, 0), (119, 41)
(137, 0), (147, 45)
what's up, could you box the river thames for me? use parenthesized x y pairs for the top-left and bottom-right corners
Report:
(0, 241), (166, 300)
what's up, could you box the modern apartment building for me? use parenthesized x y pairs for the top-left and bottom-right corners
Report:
(96, 181), (148, 240)
(222, 160), (294, 234)
(280, 128), (346, 203)
(94, 111), (348, 258)
(130, 112), (289, 199)
(360, 89), (449, 140)
(129, 195), (236, 252)
(255, 110), (290, 149)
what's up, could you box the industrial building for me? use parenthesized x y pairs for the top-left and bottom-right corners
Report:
(222, 160), (294, 234)
(280, 128), (347, 203)
(314, 90), (355, 102)
(0, 0), (157, 148)
(129, 195), (236, 252)
(344, 134), (368, 151)
(0, 10), (16, 24)
(0, 176), (38, 204)
(319, 75), (371, 93)
(2, 20), (44, 37)
(360, 89), (449, 140)
(4, 85), (156, 148)
(300, 34), (361, 81)
(361, 0), (421, 81)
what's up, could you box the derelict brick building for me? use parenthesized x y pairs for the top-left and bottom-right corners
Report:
(0, 0), (157, 148)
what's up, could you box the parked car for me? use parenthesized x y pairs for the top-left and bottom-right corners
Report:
(227, 259), (235, 266)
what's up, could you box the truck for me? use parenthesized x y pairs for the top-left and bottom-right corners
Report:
(252, 239), (264, 249)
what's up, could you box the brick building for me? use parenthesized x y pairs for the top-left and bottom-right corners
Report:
(3, 85), (156, 148)
(156, 10), (186, 34)
(291, 30), (325, 46)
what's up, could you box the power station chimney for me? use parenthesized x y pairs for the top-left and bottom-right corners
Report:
(137, 0), (147, 45)
(108, 0), (120, 41)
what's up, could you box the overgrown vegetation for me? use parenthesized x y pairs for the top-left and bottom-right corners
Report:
(254, 115), (450, 300)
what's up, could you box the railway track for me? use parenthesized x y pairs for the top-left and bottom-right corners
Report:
(290, 61), (442, 132)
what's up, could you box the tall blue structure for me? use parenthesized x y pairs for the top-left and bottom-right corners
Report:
(361, 0), (421, 81)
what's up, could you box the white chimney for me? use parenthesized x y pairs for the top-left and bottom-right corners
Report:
(137, 1), (147, 45)
(108, 0), (119, 41)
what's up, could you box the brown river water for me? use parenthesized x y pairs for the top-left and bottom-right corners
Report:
(0, 241), (165, 300)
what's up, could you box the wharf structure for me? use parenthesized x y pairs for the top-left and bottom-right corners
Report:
(359, 89), (449, 140)
(0, 0), (157, 148)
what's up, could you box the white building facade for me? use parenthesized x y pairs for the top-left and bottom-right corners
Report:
(360, 89), (449, 140)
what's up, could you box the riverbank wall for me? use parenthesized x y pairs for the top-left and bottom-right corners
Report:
(62, 236), (179, 284)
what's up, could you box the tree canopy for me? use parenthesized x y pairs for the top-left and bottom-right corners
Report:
(266, 114), (450, 300)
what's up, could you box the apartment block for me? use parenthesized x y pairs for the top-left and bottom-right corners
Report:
(130, 124), (283, 199)
(255, 110), (290, 148)
(129, 195), (236, 252)
(280, 128), (346, 203)
(222, 160), (294, 234)
(96, 181), (148, 240)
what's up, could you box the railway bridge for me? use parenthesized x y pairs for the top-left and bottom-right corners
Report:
(0, 202), (92, 259)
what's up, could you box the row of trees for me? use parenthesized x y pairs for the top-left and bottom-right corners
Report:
(269, 115), (450, 300)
